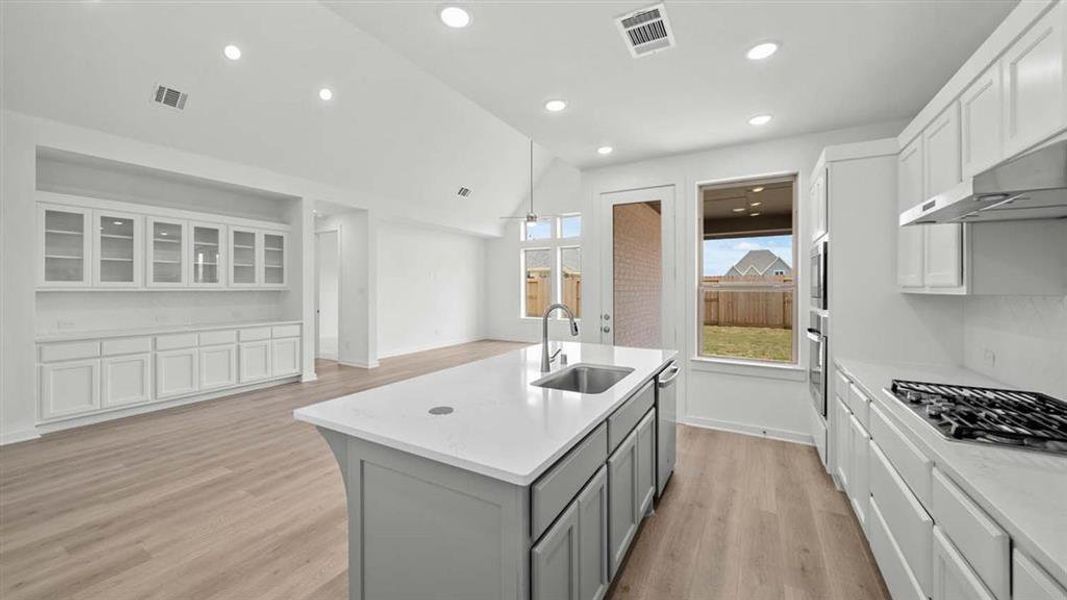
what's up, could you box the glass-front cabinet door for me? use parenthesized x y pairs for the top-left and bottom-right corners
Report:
(263, 232), (286, 287)
(40, 204), (92, 287)
(190, 222), (225, 287)
(146, 217), (188, 287)
(230, 228), (259, 286)
(93, 210), (142, 288)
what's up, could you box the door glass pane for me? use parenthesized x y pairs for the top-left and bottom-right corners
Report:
(523, 248), (551, 317)
(560, 215), (581, 238)
(232, 230), (257, 284)
(264, 233), (284, 285)
(98, 214), (135, 283)
(523, 219), (552, 241)
(192, 226), (221, 284)
(560, 247), (581, 318)
(152, 221), (183, 284)
(612, 201), (661, 348)
(43, 209), (85, 282)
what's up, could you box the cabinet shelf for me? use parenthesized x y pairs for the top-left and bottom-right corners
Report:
(233, 244), (255, 250)
(45, 229), (83, 236)
(101, 257), (134, 263)
(233, 264), (255, 268)
(100, 234), (134, 240)
(154, 260), (182, 265)
(153, 238), (181, 244)
(45, 255), (84, 260)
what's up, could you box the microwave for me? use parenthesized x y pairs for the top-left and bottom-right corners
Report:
(810, 239), (828, 311)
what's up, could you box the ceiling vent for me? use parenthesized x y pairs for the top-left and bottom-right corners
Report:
(615, 3), (676, 58)
(152, 84), (188, 110)
(457, 187), (472, 198)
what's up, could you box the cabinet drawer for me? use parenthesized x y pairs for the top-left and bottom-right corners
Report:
(531, 422), (607, 541)
(199, 329), (237, 346)
(156, 333), (198, 350)
(607, 380), (654, 452)
(239, 327), (272, 341)
(271, 324), (300, 339)
(39, 340), (100, 363)
(835, 369), (852, 398)
(868, 498), (927, 600)
(931, 468), (1010, 600)
(1014, 550), (1067, 600)
(847, 383), (870, 429)
(870, 403), (932, 507)
(101, 337), (152, 356)
(870, 441), (933, 595)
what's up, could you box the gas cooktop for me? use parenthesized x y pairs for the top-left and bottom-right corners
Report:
(889, 379), (1067, 456)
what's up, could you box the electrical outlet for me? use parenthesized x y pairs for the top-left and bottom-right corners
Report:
(983, 348), (996, 369)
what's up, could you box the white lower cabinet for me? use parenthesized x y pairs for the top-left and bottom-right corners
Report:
(634, 409), (656, 518)
(199, 344), (237, 390)
(847, 413), (870, 527)
(576, 467), (609, 600)
(607, 426), (639, 579)
(239, 341), (272, 383)
(101, 353), (152, 408)
(39, 358), (101, 419)
(933, 525), (997, 600)
(869, 442), (933, 596)
(270, 337), (300, 377)
(1014, 550), (1067, 600)
(156, 348), (199, 399)
(868, 498), (927, 600)
(834, 396), (851, 490)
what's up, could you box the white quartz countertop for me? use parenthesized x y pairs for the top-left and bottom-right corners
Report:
(835, 357), (1067, 586)
(36, 319), (302, 342)
(294, 342), (677, 486)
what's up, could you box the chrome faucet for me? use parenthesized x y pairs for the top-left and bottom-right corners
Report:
(541, 303), (580, 372)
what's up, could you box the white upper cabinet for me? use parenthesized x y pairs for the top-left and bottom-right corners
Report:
(924, 225), (964, 288)
(92, 210), (143, 288)
(923, 102), (962, 196)
(897, 137), (928, 289)
(230, 228), (259, 287)
(810, 169), (828, 242)
(190, 222), (225, 287)
(146, 217), (188, 287)
(961, 64), (1004, 177)
(898, 137), (924, 212)
(1003, 2), (1066, 157)
(263, 232), (287, 287)
(39, 203), (92, 288)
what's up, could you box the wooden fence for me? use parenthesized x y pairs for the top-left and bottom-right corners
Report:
(526, 276), (581, 317)
(701, 276), (793, 329)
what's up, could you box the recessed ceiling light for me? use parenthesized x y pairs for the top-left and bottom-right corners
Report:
(748, 114), (773, 126)
(751, 186), (764, 193)
(223, 44), (241, 61)
(319, 88), (333, 101)
(544, 99), (567, 112)
(750, 212), (762, 217)
(731, 207), (746, 213)
(597, 146), (613, 155)
(750, 201), (762, 207)
(746, 42), (779, 61)
(440, 6), (471, 28)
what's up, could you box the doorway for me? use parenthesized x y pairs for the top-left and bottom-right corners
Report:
(315, 229), (339, 360)
(599, 186), (675, 349)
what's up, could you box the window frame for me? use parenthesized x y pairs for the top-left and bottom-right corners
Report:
(694, 174), (799, 367)
(519, 213), (582, 319)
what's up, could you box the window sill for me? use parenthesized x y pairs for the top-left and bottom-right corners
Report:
(688, 356), (807, 382)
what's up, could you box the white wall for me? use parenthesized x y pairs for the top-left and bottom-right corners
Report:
(578, 120), (907, 443)
(318, 210), (376, 368)
(316, 230), (340, 359)
(377, 220), (487, 358)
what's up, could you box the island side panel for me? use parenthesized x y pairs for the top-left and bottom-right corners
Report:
(317, 428), (530, 600)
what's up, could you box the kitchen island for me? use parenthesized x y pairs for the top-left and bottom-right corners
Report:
(294, 342), (677, 600)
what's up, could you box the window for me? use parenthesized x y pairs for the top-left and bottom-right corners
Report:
(698, 177), (796, 364)
(521, 214), (581, 318)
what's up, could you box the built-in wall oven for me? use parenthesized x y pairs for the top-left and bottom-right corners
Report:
(807, 311), (827, 417)
(810, 239), (828, 311)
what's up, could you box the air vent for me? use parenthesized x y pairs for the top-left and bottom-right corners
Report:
(457, 187), (472, 198)
(615, 3), (675, 58)
(152, 84), (188, 110)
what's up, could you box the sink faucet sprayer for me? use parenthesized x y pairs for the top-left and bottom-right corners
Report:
(541, 303), (579, 373)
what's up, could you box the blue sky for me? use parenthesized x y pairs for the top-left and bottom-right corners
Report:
(703, 235), (792, 276)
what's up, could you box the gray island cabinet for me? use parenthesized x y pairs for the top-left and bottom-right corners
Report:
(294, 342), (676, 600)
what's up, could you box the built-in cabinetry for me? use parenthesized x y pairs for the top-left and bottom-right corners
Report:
(831, 364), (1067, 600)
(37, 322), (301, 426)
(810, 167), (828, 242)
(37, 192), (289, 291)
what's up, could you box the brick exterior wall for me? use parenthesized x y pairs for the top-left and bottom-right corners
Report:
(612, 202), (662, 348)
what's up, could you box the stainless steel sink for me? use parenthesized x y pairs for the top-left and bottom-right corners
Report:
(532, 364), (635, 394)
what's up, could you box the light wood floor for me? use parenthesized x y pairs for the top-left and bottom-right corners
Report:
(0, 340), (888, 600)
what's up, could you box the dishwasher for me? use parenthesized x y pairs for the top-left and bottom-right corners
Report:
(655, 361), (679, 498)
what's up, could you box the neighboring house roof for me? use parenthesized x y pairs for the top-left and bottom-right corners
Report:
(526, 249), (581, 273)
(725, 249), (791, 277)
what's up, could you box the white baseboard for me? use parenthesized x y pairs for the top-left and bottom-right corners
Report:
(680, 415), (813, 446)
(34, 376), (300, 435)
(377, 336), (488, 359)
(0, 428), (41, 446)
(338, 359), (380, 369)
(300, 371), (318, 383)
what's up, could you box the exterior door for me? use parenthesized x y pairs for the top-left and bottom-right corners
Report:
(598, 186), (674, 349)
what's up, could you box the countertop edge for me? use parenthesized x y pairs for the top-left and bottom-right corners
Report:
(36, 319), (303, 342)
(833, 357), (1067, 587)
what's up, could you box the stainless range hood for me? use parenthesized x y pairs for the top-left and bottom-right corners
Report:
(900, 138), (1067, 225)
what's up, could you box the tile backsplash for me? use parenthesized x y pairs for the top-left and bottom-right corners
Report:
(963, 295), (1067, 398)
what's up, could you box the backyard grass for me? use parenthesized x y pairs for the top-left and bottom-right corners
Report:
(702, 325), (793, 362)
